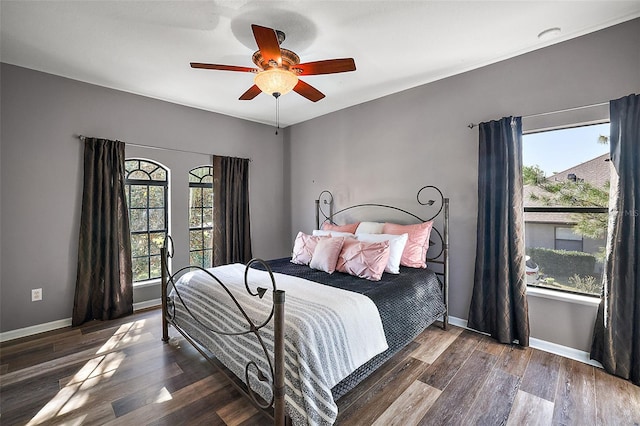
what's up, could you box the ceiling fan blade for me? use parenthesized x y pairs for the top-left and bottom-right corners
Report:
(293, 80), (325, 102)
(239, 85), (262, 100)
(296, 58), (356, 75)
(190, 63), (258, 73)
(251, 24), (282, 66)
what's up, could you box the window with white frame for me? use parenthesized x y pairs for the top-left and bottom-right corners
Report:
(124, 159), (168, 283)
(189, 166), (213, 268)
(523, 123), (610, 296)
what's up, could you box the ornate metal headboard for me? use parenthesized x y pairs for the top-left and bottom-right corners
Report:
(314, 185), (450, 328)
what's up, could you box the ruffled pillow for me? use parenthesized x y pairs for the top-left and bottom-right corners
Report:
(382, 221), (433, 268)
(356, 233), (408, 274)
(336, 239), (390, 281)
(309, 237), (346, 274)
(291, 232), (328, 265)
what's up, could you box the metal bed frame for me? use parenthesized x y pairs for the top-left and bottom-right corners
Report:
(161, 241), (287, 425)
(160, 185), (449, 425)
(315, 185), (450, 329)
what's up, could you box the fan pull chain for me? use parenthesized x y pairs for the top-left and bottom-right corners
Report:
(275, 94), (280, 135)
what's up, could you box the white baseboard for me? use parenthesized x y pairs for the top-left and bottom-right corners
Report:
(0, 318), (72, 342)
(0, 300), (162, 343)
(448, 316), (603, 368)
(529, 337), (603, 368)
(133, 298), (161, 311)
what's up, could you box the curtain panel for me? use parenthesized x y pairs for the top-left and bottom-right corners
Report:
(591, 94), (640, 385)
(72, 138), (133, 326)
(468, 116), (530, 346)
(212, 155), (253, 266)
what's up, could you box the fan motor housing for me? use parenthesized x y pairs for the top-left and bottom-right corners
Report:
(252, 49), (301, 72)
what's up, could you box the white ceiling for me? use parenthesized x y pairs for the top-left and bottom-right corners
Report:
(2, 1), (639, 127)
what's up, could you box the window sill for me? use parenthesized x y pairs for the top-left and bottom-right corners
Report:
(526, 286), (601, 307)
(133, 278), (161, 289)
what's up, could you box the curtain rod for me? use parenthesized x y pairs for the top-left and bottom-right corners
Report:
(467, 101), (609, 129)
(76, 134), (251, 161)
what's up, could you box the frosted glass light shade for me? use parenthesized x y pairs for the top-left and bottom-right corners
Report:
(254, 68), (298, 96)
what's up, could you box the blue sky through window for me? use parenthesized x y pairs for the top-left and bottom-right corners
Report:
(523, 123), (610, 176)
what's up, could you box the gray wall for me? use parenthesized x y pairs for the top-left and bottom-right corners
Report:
(287, 19), (640, 352)
(0, 64), (289, 332)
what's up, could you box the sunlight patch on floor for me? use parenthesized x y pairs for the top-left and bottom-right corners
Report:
(27, 319), (149, 425)
(97, 319), (146, 354)
(155, 386), (173, 403)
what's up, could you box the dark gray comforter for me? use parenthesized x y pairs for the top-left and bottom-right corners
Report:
(259, 258), (447, 399)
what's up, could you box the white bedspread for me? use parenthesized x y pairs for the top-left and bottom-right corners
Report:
(170, 263), (388, 426)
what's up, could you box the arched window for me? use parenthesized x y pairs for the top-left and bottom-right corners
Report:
(125, 159), (169, 282)
(189, 166), (213, 268)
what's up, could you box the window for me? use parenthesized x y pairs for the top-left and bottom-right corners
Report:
(125, 159), (168, 283)
(555, 226), (583, 251)
(523, 123), (610, 297)
(189, 166), (213, 268)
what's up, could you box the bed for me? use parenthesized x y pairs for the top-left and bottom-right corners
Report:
(161, 186), (449, 425)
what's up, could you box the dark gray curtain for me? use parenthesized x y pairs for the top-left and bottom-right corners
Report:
(212, 155), (252, 265)
(72, 138), (132, 326)
(591, 94), (640, 386)
(468, 116), (530, 346)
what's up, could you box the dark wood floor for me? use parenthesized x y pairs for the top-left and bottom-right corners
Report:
(1, 309), (638, 425)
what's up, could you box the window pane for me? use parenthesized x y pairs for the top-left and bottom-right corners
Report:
(133, 256), (149, 282)
(129, 185), (148, 208)
(190, 251), (203, 267)
(151, 168), (166, 181)
(190, 207), (202, 228)
(556, 240), (583, 251)
(190, 188), (203, 208)
(149, 208), (165, 231)
(131, 234), (149, 256)
(149, 232), (165, 255)
(203, 228), (213, 247)
(128, 170), (150, 180)
(203, 188), (213, 208)
(125, 160), (139, 174)
(203, 209), (213, 229)
(203, 249), (213, 268)
(149, 255), (161, 279)
(556, 227), (582, 241)
(190, 230), (203, 250)
(140, 161), (158, 175)
(148, 186), (164, 208)
(130, 209), (148, 232)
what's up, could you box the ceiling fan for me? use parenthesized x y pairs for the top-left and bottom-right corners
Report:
(190, 24), (356, 102)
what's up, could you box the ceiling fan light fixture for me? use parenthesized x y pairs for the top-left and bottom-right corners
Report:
(254, 68), (298, 97)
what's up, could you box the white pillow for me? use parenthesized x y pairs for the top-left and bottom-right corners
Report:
(309, 237), (345, 274)
(355, 221), (385, 235)
(356, 233), (409, 274)
(312, 230), (356, 238)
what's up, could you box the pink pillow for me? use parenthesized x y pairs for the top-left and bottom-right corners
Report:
(309, 237), (345, 274)
(321, 222), (360, 234)
(291, 232), (328, 265)
(382, 221), (433, 268)
(337, 239), (390, 281)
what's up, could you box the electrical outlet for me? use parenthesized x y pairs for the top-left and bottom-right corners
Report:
(31, 288), (42, 302)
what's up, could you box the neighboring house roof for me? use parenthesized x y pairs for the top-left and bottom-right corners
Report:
(524, 153), (610, 224)
(546, 153), (611, 188)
